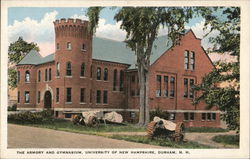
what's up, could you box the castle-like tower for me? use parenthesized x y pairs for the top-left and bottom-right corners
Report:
(53, 18), (92, 109)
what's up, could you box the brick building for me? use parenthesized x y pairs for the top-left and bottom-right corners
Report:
(16, 18), (220, 127)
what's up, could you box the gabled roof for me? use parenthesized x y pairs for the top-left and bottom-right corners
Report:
(17, 30), (191, 67)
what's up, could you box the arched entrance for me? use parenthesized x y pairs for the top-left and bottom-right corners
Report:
(44, 91), (52, 108)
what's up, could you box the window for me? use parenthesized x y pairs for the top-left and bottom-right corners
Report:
(67, 42), (72, 50)
(49, 68), (52, 81)
(189, 79), (194, 98)
(212, 113), (216, 120)
(97, 67), (101, 80)
(56, 88), (59, 103)
(184, 50), (189, 70)
(163, 76), (168, 97)
(24, 91), (30, 103)
(170, 77), (175, 97)
(207, 113), (211, 120)
(190, 51), (195, 71)
(66, 88), (72, 102)
(130, 112), (135, 118)
(170, 113), (175, 120)
(184, 112), (189, 120)
(37, 91), (40, 103)
(80, 88), (85, 103)
(104, 68), (108, 81)
(56, 43), (59, 50)
(103, 90), (108, 104)
(120, 70), (124, 91)
(90, 89), (92, 103)
(202, 113), (206, 121)
(131, 75), (135, 83)
(81, 43), (86, 51)
(45, 69), (48, 81)
(25, 71), (30, 82)
(80, 63), (85, 77)
(65, 114), (72, 118)
(184, 78), (188, 98)
(66, 62), (72, 76)
(96, 90), (101, 104)
(130, 90), (135, 96)
(190, 112), (194, 120)
(56, 63), (60, 77)
(17, 71), (20, 83)
(17, 91), (20, 103)
(156, 75), (161, 97)
(38, 70), (41, 82)
(90, 65), (93, 78)
(113, 69), (117, 91)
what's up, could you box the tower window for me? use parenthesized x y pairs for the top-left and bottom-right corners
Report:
(113, 69), (117, 91)
(25, 71), (30, 82)
(66, 88), (72, 102)
(104, 68), (108, 81)
(67, 42), (72, 50)
(81, 43), (86, 51)
(66, 62), (72, 76)
(49, 68), (52, 81)
(45, 69), (48, 81)
(80, 63), (85, 77)
(38, 70), (41, 82)
(97, 67), (101, 80)
(96, 90), (101, 104)
(24, 91), (30, 103)
(56, 43), (60, 50)
(56, 63), (60, 77)
(120, 70), (124, 91)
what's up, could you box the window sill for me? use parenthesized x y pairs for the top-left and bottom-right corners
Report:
(103, 103), (108, 105)
(24, 103), (30, 104)
(65, 76), (72, 78)
(80, 76), (86, 79)
(25, 82), (30, 84)
(56, 76), (60, 79)
(81, 49), (87, 52)
(96, 79), (102, 81)
(65, 102), (72, 104)
(56, 102), (59, 104)
(103, 80), (109, 82)
(80, 102), (86, 104)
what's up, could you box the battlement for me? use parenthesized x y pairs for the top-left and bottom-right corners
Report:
(54, 18), (88, 26)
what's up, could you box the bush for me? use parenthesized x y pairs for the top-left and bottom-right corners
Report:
(150, 107), (169, 120)
(8, 109), (54, 124)
(8, 104), (17, 111)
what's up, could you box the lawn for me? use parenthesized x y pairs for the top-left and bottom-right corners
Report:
(212, 135), (239, 146)
(186, 127), (229, 133)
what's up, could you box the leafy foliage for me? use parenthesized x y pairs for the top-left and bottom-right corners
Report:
(150, 107), (170, 120)
(193, 7), (240, 132)
(8, 110), (54, 124)
(8, 37), (39, 88)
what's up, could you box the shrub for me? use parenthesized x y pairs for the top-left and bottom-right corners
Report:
(8, 109), (54, 124)
(8, 104), (17, 111)
(150, 107), (169, 120)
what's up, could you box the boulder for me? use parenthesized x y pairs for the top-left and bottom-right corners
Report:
(103, 111), (123, 123)
(153, 116), (176, 131)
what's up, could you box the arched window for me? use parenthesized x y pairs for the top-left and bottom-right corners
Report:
(81, 43), (86, 51)
(56, 43), (60, 50)
(25, 71), (30, 82)
(66, 62), (72, 76)
(56, 63), (60, 76)
(17, 71), (20, 83)
(80, 63), (85, 77)
(97, 67), (101, 80)
(38, 70), (41, 82)
(104, 68), (108, 81)
(120, 70), (124, 91)
(49, 68), (52, 81)
(45, 69), (48, 81)
(67, 42), (72, 50)
(113, 69), (117, 91)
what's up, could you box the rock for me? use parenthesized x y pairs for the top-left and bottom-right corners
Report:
(153, 116), (176, 131)
(103, 111), (123, 123)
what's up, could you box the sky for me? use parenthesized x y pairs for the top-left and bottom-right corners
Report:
(8, 7), (219, 56)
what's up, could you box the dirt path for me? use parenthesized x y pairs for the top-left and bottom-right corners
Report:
(101, 131), (238, 148)
(8, 124), (163, 148)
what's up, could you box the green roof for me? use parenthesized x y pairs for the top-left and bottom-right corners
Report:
(17, 33), (176, 67)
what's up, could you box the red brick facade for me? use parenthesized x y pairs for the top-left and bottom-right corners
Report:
(16, 18), (220, 127)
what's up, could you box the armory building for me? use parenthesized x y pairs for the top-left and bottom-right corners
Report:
(16, 18), (220, 127)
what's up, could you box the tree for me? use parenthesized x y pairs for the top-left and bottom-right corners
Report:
(193, 7), (240, 132)
(87, 7), (193, 125)
(8, 37), (39, 88)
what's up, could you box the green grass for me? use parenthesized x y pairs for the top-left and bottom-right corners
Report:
(111, 135), (212, 148)
(212, 135), (239, 146)
(9, 119), (145, 135)
(186, 127), (229, 133)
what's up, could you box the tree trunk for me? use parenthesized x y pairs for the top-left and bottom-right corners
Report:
(138, 64), (145, 126)
(144, 71), (150, 126)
